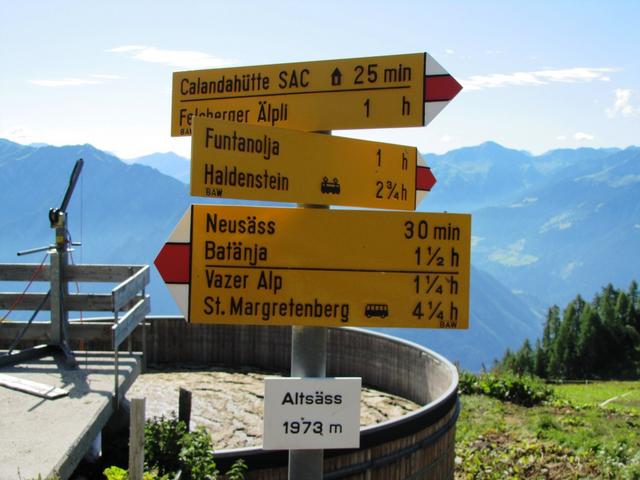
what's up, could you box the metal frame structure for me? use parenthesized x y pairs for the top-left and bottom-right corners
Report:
(1, 159), (85, 367)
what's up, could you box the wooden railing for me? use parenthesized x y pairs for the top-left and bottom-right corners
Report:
(0, 263), (150, 400)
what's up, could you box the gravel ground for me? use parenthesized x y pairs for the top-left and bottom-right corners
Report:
(127, 366), (420, 450)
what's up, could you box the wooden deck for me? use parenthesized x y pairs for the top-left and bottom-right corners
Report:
(0, 350), (140, 480)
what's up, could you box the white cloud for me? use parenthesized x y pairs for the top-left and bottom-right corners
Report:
(440, 134), (455, 143)
(557, 132), (595, 143)
(29, 74), (123, 88)
(535, 68), (612, 83)
(573, 132), (594, 141)
(462, 67), (616, 91)
(445, 49), (455, 55)
(606, 88), (640, 118)
(107, 45), (147, 53)
(29, 78), (103, 87)
(2, 126), (36, 143)
(108, 45), (236, 69)
(90, 74), (125, 80)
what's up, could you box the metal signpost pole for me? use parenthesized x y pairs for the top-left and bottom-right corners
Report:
(50, 159), (83, 368)
(288, 325), (327, 479)
(162, 54), (464, 478)
(50, 216), (77, 368)
(289, 130), (330, 480)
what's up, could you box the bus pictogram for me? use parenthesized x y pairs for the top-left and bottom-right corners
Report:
(364, 304), (389, 318)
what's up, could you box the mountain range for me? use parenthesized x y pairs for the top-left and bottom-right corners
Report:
(1, 138), (637, 371)
(422, 142), (640, 307)
(132, 141), (639, 307)
(127, 151), (191, 184)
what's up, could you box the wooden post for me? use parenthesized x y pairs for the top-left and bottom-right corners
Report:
(50, 248), (77, 367)
(142, 317), (147, 373)
(49, 251), (64, 345)
(114, 309), (120, 409)
(179, 387), (192, 431)
(142, 290), (147, 373)
(129, 398), (146, 480)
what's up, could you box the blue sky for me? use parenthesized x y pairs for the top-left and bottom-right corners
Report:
(1, 0), (638, 159)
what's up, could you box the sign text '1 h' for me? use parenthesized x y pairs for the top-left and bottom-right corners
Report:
(172, 52), (462, 135)
(154, 205), (471, 329)
(191, 118), (436, 210)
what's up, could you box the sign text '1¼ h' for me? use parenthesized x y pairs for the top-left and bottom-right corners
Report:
(154, 205), (471, 329)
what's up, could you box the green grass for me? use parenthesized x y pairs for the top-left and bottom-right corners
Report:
(554, 381), (640, 410)
(455, 380), (640, 479)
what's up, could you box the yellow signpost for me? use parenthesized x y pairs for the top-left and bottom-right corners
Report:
(172, 52), (461, 135)
(155, 205), (471, 329)
(162, 51), (466, 476)
(190, 117), (431, 210)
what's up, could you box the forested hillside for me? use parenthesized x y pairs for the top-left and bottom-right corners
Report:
(497, 281), (640, 379)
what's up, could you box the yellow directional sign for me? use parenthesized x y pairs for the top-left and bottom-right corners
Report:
(154, 205), (471, 329)
(191, 117), (428, 210)
(171, 52), (462, 135)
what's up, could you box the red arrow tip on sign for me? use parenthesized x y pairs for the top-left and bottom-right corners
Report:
(154, 243), (191, 284)
(424, 75), (463, 103)
(416, 166), (437, 191)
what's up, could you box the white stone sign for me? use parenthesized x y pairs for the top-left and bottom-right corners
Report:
(263, 377), (361, 450)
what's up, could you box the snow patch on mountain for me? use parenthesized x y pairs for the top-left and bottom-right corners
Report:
(560, 261), (583, 279)
(539, 212), (573, 233)
(488, 239), (539, 267)
(509, 197), (538, 208)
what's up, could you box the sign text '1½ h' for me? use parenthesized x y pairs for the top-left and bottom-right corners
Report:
(154, 205), (471, 329)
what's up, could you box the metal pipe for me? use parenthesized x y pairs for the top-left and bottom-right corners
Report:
(289, 133), (330, 479)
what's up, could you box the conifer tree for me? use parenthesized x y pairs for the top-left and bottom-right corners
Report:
(515, 338), (534, 375)
(554, 297), (583, 378)
(576, 304), (602, 378)
(629, 280), (640, 332)
(533, 339), (546, 378)
(598, 284), (618, 330)
(545, 306), (563, 378)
